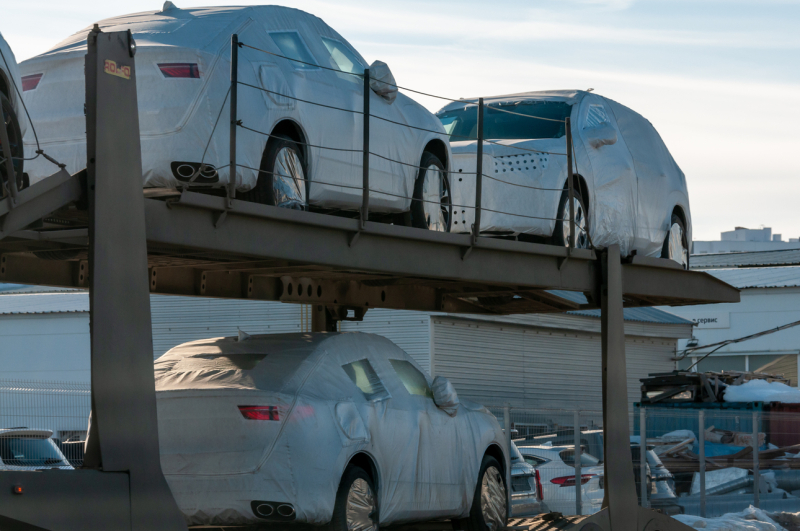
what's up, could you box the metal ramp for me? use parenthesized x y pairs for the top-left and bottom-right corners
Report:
(0, 30), (737, 531)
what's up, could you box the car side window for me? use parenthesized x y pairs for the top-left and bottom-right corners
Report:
(584, 104), (610, 129)
(523, 455), (549, 467)
(342, 359), (390, 401)
(269, 31), (318, 69)
(321, 37), (364, 74)
(389, 359), (433, 399)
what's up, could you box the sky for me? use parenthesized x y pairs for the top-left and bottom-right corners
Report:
(3, 0), (799, 242)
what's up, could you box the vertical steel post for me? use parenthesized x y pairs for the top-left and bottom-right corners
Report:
(753, 411), (760, 508)
(575, 409), (582, 515)
(640, 407), (647, 508)
(699, 410), (706, 517)
(566, 117), (575, 249)
(504, 404), (512, 519)
(228, 34), (239, 204)
(361, 68), (370, 229)
(472, 98), (484, 244)
(0, 110), (18, 203)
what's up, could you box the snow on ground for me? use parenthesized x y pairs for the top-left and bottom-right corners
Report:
(674, 507), (785, 531)
(724, 380), (800, 404)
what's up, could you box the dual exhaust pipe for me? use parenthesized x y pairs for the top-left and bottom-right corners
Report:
(251, 500), (295, 520)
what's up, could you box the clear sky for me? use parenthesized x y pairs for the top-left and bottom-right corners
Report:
(4, 0), (799, 242)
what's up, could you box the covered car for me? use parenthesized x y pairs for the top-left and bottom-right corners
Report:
(0, 32), (28, 192)
(21, 4), (452, 230)
(155, 332), (509, 529)
(436, 90), (691, 265)
(0, 428), (74, 471)
(509, 441), (546, 516)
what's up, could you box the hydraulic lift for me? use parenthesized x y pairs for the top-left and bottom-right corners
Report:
(0, 30), (738, 531)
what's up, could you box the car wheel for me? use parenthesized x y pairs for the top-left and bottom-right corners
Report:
(453, 455), (507, 531)
(0, 93), (24, 194)
(410, 151), (451, 232)
(661, 213), (689, 269)
(552, 186), (589, 248)
(330, 465), (378, 531)
(239, 135), (306, 209)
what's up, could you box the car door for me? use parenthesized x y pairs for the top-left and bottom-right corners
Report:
(575, 95), (638, 255)
(385, 356), (463, 517)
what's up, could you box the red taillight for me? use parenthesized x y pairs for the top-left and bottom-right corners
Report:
(238, 405), (279, 421)
(534, 470), (544, 501)
(22, 74), (43, 91)
(550, 474), (596, 487)
(158, 63), (200, 78)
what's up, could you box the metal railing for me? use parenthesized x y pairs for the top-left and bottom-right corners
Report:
(190, 34), (592, 253)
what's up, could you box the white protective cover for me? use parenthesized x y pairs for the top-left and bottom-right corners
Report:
(0, 33), (29, 140)
(155, 332), (505, 526)
(438, 90), (691, 258)
(20, 6), (449, 213)
(724, 380), (800, 403)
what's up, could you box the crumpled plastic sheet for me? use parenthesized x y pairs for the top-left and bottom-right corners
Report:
(432, 375), (459, 416)
(154, 332), (506, 526)
(674, 506), (786, 531)
(442, 90), (690, 258)
(20, 6), (448, 215)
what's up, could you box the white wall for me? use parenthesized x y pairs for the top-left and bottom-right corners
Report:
(0, 313), (91, 382)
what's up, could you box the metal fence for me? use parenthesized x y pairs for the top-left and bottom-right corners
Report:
(0, 379), (90, 468)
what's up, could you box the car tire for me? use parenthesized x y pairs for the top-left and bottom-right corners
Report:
(552, 184), (589, 248)
(410, 151), (451, 232)
(453, 455), (507, 531)
(0, 93), (24, 194)
(238, 135), (306, 208)
(661, 213), (689, 269)
(329, 465), (378, 531)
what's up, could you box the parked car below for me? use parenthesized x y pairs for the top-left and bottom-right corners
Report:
(509, 441), (546, 516)
(155, 332), (510, 530)
(516, 444), (604, 515)
(0, 428), (73, 470)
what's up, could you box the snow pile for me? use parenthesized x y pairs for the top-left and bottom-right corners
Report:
(724, 380), (800, 403)
(674, 506), (785, 531)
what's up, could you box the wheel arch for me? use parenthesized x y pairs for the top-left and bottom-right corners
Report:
(345, 451), (380, 494)
(269, 119), (309, 164)
(671, 204), (691, 252)
(565, 173), (590, 214)
(423, 139), (448, 173)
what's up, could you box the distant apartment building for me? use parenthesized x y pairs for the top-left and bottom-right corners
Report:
(693, 226), (800, 254)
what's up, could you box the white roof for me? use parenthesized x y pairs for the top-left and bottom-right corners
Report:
(0, 291), (88, 315)
(703, 267), (800, 289)
(692, 249), (800, 269)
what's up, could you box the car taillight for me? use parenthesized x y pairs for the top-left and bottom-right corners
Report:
(158, 63), (200, 78)
(238, 406), (279, 421)
(535, 469), (544, 501)
(22, 74), (43, 91)
(550, 474), (596, 487)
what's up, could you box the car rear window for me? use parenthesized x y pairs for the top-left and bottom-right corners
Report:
(437, 101), (571, 140)
(342, 359), (390, 401)
(389, 359), (433, 398)
(559, 447), (601, 467)
(0, 437), (65, 467)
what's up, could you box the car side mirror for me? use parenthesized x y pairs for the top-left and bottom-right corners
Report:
(432, 376), (459, 416)
(369, 60), (398, 104)
(585, 122), (618, 148)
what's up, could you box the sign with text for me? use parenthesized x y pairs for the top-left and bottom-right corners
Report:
(681, 312), (730, 329)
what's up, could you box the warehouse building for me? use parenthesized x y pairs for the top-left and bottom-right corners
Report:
(666, 250), (800, 383)
(0, 283), (693, 417)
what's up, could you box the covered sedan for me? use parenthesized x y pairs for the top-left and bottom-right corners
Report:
(155, 332), (509, 530)
(436, 90), (691, 266)
(21, 5), (452, 230)
(0, 32), (28, 191)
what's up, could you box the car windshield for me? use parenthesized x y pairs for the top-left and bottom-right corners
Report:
(0, 437), (66, 467)
(321, 37), (364, 74)
(437, 101), (571, 140)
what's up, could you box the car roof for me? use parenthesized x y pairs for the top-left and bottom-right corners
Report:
(0, 428), (54, 438)
(38, 5), (353, 58)
(437, 90), (589, 114)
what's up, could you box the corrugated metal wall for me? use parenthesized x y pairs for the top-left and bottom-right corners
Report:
(340, 309), (432, 373)
(150, 296), (304, 357)
(432, 317), (675, 413)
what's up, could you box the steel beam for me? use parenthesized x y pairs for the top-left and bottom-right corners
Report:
(0, 169), (82, 237)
